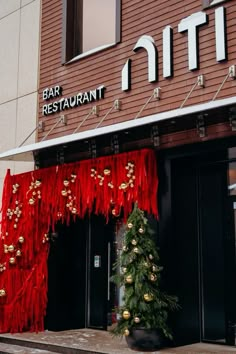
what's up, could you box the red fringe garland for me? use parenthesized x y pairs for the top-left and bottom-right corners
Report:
(0, 148), (158, 333)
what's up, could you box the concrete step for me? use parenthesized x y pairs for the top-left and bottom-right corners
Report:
(0, 342), (57, 354)
(0, 336), (106, 354)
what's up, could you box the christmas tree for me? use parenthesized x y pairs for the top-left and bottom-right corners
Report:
(111, 204), (178, 340)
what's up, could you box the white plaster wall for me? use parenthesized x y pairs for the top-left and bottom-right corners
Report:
(0, 0), (40, 201)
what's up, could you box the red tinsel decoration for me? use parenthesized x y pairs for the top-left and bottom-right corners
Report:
(0, 148), (158, 333)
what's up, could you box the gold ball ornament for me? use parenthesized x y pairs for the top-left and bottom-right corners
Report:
(144, 293), (154, 302)
(122, 245), (128, 252)
(138, 227), (144, 234)
(9, 257), (16, 265)
(16, 250), (22, 257)
(127, 222), (133, 229)
(61, 190), (68, 197)
(123, 310), (131, 320)
(124, 328), (130, 336)
(8, 245), (14, 253)
(122, 267), (127, 273)
(63, 180), (70, 187)
(125, 275), (133, 284)
(18, 236), (24, 243)
(134, 316), (141, 324)
(152, 265), (158, 272)
(150, 273), (157, 282)
(71, 207), (77, 214)
(131, 239), (137, 246)
(0, 289), (6, 297)
(149, 254), (154, 260)
(133, 247), (139, 254)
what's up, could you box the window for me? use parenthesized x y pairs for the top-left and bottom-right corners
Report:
(62, 0), (120, 63)
(203, 0), (230, 8)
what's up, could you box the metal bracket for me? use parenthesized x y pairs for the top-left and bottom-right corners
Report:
(59, 115), (67, 125)
(91, 106), (99, 116)
(114, 99), (121, 111)
(56, 147), (65, 164)
(153, 87), (161, 100)
(151, 125), (160, 147)
(111, 134), (119, 154)
(196, 114), (206, 138)
(229, 65), (236, 79)
(229, 107), (236, 131)
(197, 75), (205, 87)
(38, 121), (45, 132)
(89, 139), (97, 158)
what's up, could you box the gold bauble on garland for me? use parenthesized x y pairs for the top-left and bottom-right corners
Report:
(9, 257), (16, 265)
(122, 245), (128, 252)
(125, 275), (133, 284)
(127, 223), (133, 229)
(8, 245), (14, 253)
(131, 239), (137, 245)
(149, 254), (154, 260)
(122, 267), (127, 273)
(16, 250), (22, 257)
(133, 247), (139, 254)
(18, 236), (24, 243)
(123, 310), (131, 320)
(138, 227), (144, 234)
(0, 289), (6, 297)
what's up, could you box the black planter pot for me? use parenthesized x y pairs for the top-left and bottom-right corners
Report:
(125, 328), (163, 351)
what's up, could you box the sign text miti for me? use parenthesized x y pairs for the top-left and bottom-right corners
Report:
(42, 85), (106, 116)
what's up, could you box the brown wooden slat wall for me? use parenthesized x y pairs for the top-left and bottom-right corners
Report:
(38, 0), (236, 148)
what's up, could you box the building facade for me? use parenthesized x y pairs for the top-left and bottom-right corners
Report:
(0, 0), (236, 348)
(0, 0), (41, 199)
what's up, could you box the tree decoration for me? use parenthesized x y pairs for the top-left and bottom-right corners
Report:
(111, 204), (178, 340)
(127, 222), (133, 229)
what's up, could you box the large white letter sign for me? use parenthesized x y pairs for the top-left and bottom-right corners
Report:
(215, 7), (226, 62)
(178, 12), (208, 70)
(133, 35), (157, 83)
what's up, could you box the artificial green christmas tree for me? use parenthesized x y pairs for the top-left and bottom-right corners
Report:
(111, 204), (178, 347)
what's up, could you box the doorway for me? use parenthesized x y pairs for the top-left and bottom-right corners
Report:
(161, 150), (236, 346)
(45, 215), (116, 331)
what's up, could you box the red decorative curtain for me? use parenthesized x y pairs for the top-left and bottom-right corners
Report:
(0, 148), (158, 333)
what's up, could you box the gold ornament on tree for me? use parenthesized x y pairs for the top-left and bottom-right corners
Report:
(131, 239), (137, 245)
(133, 247), (139, 254)
(150, 273), (157, 282)
(134, 316), (141, 323)
(143, 293), (154, 302)
(122, 310), (131, 320)
(125, 275), (133, 284)
(138, 227), (144, 234)
(124, 328), (130, 336)
(127, 222), (133, 229)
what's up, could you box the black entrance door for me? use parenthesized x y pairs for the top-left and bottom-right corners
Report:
(45, 218), (87, 331)
(164, 154), (235, 346)
(45, 215), (115, 331)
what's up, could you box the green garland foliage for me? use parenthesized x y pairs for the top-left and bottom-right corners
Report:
(111, 204), (179, 339)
